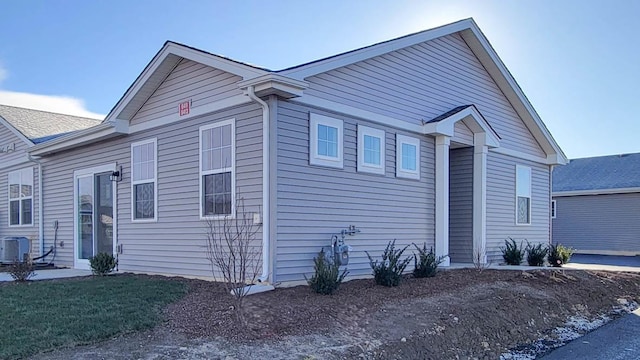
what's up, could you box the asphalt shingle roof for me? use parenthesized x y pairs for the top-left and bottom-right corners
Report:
(0, 104), (101, 142)
(553, 153), (640, 192)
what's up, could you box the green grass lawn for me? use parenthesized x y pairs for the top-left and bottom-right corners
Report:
(0, 275), (187, 359)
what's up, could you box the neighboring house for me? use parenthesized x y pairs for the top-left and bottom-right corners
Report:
(552, 153), (640, 256)
(0, 105), (101, 256)
(4, 18), (566, 284)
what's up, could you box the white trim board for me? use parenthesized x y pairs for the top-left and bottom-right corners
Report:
(29, 121), (128, 156)
(129, 95), (251, 134)
(553, 187), (640, 197)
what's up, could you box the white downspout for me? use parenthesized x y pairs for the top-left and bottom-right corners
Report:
(246, 86), (270, 283)
(28, 155), (44, 258)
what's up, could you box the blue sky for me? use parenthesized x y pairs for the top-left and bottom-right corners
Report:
(0, 0), (638, 159)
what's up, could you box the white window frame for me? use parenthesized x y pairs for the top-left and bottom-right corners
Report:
(309, 113), (343, 169)
(515, 164), (532, 225)
(551, 199), (557, 219)
(131, 138), (158, 222)
(357, 124), (385, 175)
(8, 167), (34, 227)
(199, 119), (236, 220)
(396, 134), (420, 180)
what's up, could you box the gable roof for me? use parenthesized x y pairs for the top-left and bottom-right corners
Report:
(279, 18), (566, 164)
(0, 104), (101, 145)
(32, 19), (566, 165)
(103, 41), (269, 123)
(553, 153), (640, 194)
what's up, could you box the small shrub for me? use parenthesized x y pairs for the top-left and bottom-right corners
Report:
(9, 255), (35, 282)
(548, 244), (574, 267)
(501, 238), (524, 265)
(306, 248), (348, 295)
(472, 245), (491, 272)
(366, 240), (411, 287)
(89, 252), (118, 276)
(525, 242), (548, 266)
(412, 243), (445, 278)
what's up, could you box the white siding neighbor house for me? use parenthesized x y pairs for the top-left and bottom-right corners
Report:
(553, 153), (640, 256)
(2, 18), (566, 284)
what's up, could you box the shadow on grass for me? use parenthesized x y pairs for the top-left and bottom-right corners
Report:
(0, 274), (187, 359)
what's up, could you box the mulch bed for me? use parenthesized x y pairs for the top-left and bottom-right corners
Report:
(163, 269), (640, 358)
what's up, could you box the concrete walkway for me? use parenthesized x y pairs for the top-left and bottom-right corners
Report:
(450, 254), (640, 273)
(540, 308), (640, 360)
(0, 268), (91, 282)
(563, 254), (640, 272)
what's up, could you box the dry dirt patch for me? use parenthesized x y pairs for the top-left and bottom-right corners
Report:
(35, 269), (640, 360)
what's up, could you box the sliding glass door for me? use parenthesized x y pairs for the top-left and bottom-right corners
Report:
(74, 165), (116, 269)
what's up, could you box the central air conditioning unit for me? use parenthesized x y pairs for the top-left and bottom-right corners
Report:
(0, 237), (31, 263)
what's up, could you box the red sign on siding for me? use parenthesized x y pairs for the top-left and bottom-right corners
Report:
(179, 100), (191, 116)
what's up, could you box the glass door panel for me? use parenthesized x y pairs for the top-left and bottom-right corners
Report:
(95, 173), (113, 254)
(77, 175), (94, 260)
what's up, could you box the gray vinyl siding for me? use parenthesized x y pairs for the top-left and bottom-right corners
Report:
(275, 100), (436, 283)
(552, 193), (640, 255)
(449, 147), (473, 263)
(304, 33), (545, 157)
(453, 121), (474, 146)
(130, 59), (244, 125)
(0, 125), (40, 256)
(0, 124), (29, 164)
(40, 103), (263, 277)
(0, 164), (40, 256)
(485, 151), (551, 261)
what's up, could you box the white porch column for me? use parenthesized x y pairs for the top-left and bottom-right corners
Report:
(473, 135), (488, 264)
(435, 135), (450, 266)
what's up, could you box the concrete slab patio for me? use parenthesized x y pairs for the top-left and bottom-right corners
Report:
(0, 268), (91, 282)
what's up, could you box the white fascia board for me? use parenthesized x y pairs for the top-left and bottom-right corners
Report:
(460, 22), (568, 164)
(168, 43), (267, 79)
(0, 116), (34, 147)
(238, 74), (309, 91)
(29, 122), (127, 156)
(239, 75), (309, 99)
(280, 19), (474, 79)
(423, 106), (500, 148)
(552, 187), (640, 197)
(103, 45), (175, 123)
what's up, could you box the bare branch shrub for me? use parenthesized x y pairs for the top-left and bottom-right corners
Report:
(9, 254), (35, 282)
(205, 196), (262, 325)
(472, 244), (492, 272)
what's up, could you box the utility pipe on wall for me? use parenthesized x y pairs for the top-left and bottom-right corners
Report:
(28, 155), (44, 258)
(246, 86), (271, 283)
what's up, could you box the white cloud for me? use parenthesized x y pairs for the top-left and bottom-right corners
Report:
(0, 90), (105, 119)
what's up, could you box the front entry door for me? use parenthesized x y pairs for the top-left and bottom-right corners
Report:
(74, 165), (116, 270)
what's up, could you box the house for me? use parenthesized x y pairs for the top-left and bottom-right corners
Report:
(552, 153), (640, 256)
(2, 18), (566, 284)
(0, 105), (100, 257)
